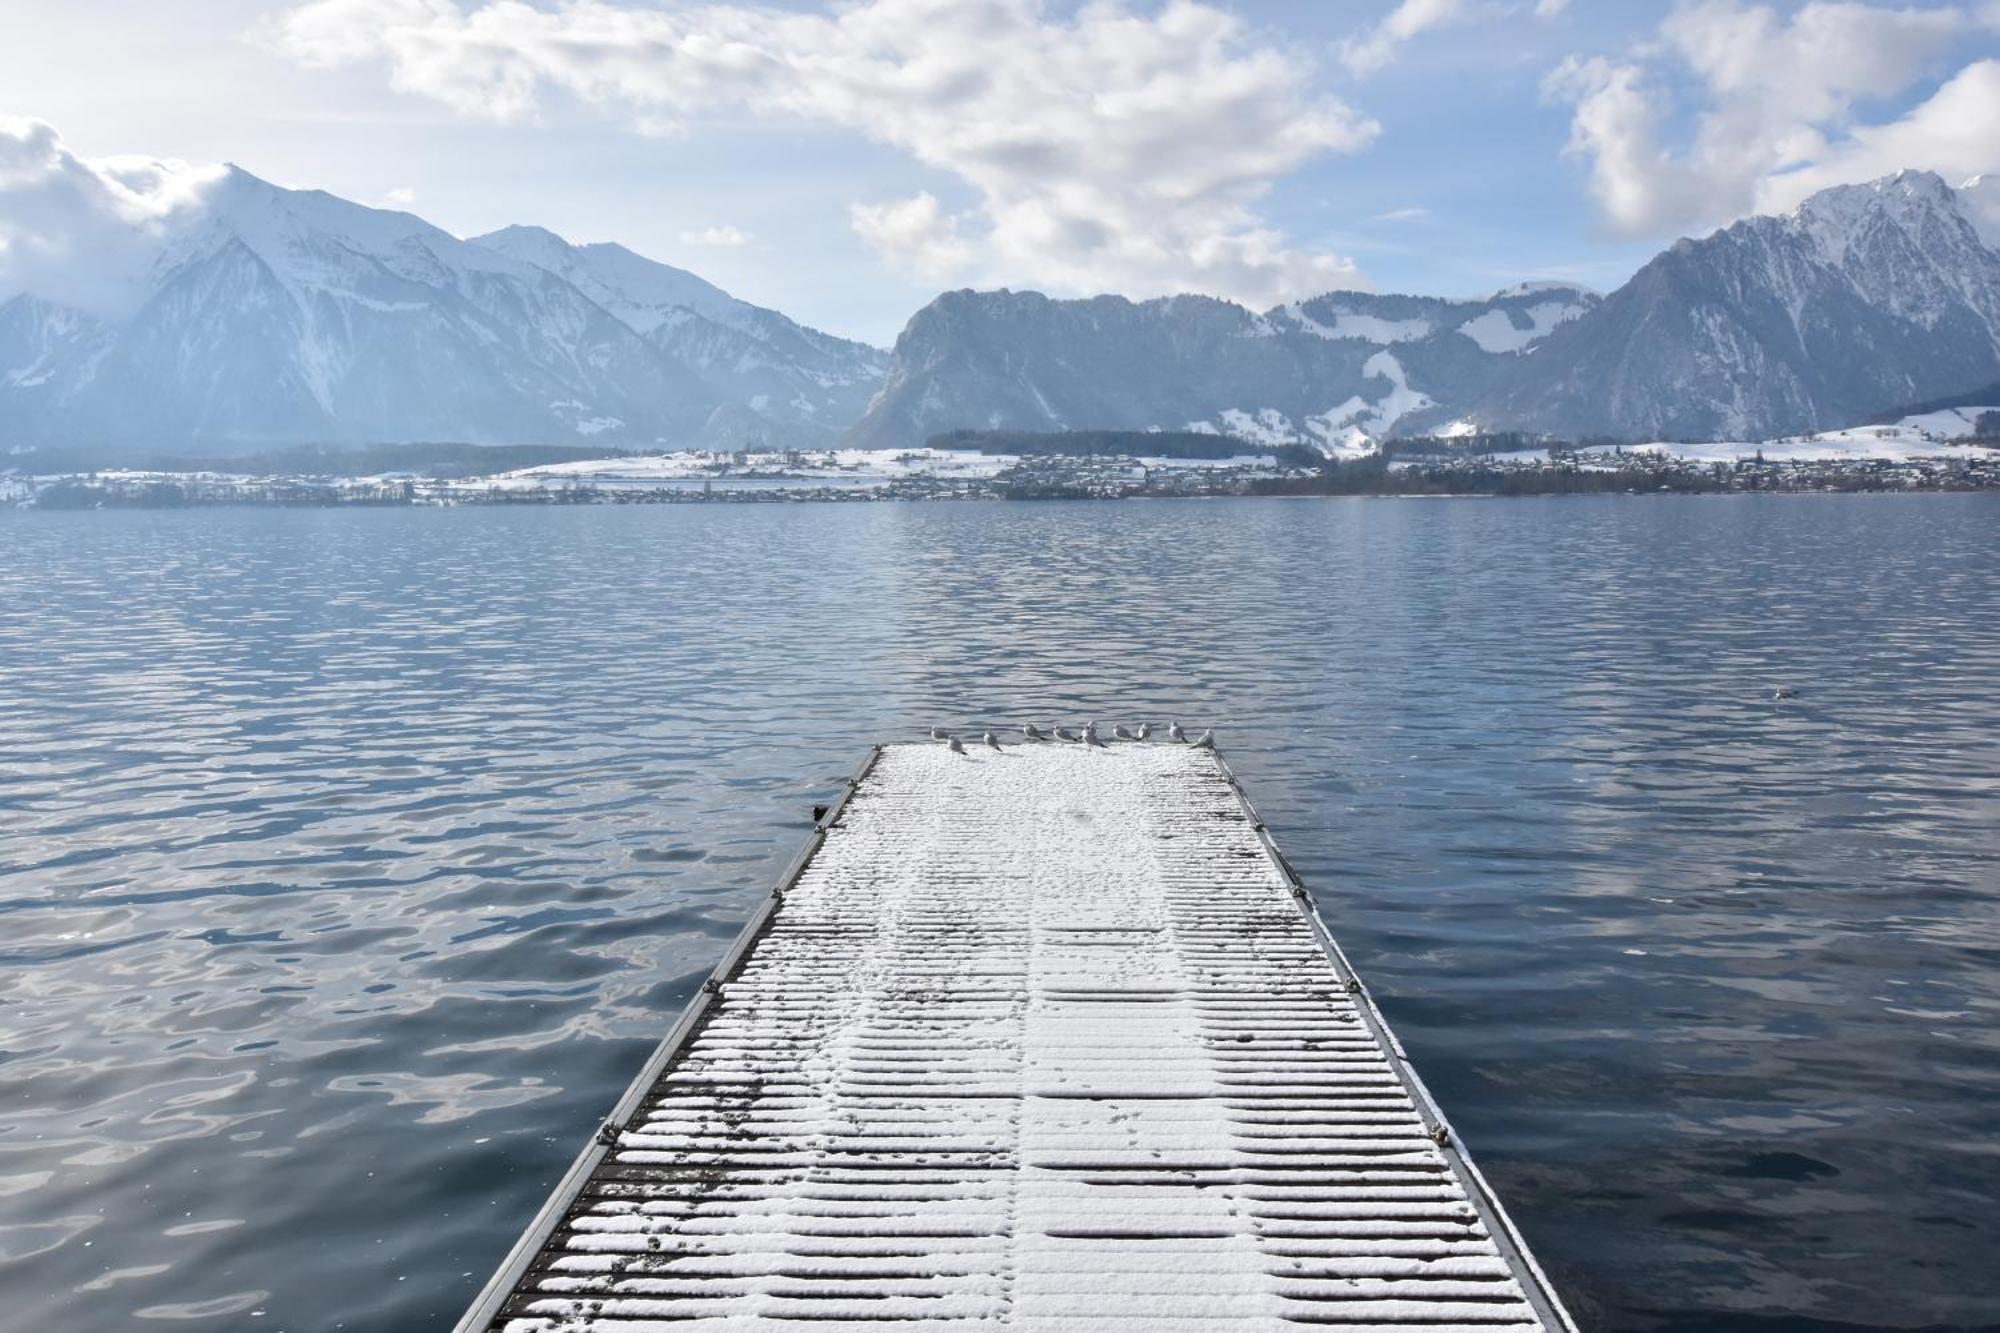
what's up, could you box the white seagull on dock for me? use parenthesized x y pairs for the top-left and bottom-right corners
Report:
(1023, 723), (1045, 741)
(1168, 722), (1186, 743)
(1053, 725), (1077, 743)
(984, 731), (1002, 750)
(947, 735), (966, 754)
(1114, 725), (1135, 741)
(1082, 722), (1104, 747)
(1191, 729), (1215, 749)
(1136, 723), (1150, 741)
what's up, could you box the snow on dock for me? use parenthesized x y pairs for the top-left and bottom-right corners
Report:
(459, 742), (1575, 1332)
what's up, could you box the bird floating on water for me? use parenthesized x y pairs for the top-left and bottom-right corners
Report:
(930, 727), (951, 741)
(1113, 725), (1136, 741)
(1773, 686), (1798, 700)
(1023, 723), (1045, 741)
(1191, 729), (1215, 749)
(947, 735), (966, 754)
(1168, 722), (1186, 743)
(983, 731), (1002, 750)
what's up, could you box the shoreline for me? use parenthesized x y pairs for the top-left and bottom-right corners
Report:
(10, 481), (1998, 512)
(12, 436), (1998, 509)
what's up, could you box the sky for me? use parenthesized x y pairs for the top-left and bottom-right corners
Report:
(2, 0), (1998, 344)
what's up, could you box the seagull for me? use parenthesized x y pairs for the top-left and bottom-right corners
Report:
(947, 735), (966, 754)
(1191, 729), (1215, 749)
(1773, 686), (1798, 700)
(930, 727), (951, 741)
(1168, 722), (1186, 743)
(1135, 723), (1150, 741)
(983, 731), (1002, 750)
(1082, 722), (1105, 747)
(1114, 725), (1136, 741)
(1023, 723), (1045, 741)
(1053, 725), (1077, 743)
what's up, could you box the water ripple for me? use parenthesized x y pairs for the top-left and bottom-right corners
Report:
(0, 497), (1995, 1331)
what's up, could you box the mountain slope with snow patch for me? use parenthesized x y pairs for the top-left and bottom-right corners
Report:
(0, 166), (883, 453)
(845, 285), (1600, 452)
(1474, 171), (2000, 440)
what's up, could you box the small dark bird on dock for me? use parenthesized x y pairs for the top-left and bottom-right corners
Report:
(1168, 722), (1186, 743)
(1023, 723), (1045, 741)
(1191, 729), (1215, 749)
(1136, 723), (1150, 741)
(947, 736), (965, 754)
(1114, 725), (1136, 741)
(930, 727), (951, 740)
(1773, 686), (1798, 700)
(983, 731), (1002, 750)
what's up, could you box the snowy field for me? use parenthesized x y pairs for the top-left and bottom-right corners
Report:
(494, 446), (1282, 488)
(8, 408), (1989, 508)
(489, 405), (1995, 489)
(1387, 407), (1997, 468)
(505, 447), (1011, 483)
(1633, 407), (1998, 462)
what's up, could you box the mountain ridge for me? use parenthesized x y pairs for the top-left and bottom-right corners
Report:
(0, 165), (884, 454)
(4, 166), (1997, 456)
(851, 170), (2000, 450)
(842, 282), (1602, 454)
(1471, 170), (2000, 440)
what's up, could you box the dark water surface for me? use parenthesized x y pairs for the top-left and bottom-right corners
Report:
(1, 497), (1995, 1332)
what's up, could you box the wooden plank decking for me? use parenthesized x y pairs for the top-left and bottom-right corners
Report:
(458, 741), (1576, 1332)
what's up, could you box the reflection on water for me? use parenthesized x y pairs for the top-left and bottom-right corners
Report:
(1, 497), (1995, 1331)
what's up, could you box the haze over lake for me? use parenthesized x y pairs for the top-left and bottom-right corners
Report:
(2, 496), (1995, 1332)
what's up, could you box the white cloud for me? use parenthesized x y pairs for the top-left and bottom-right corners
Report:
(268, 0), (1380, 307)
(1371, 206), (1431, 222)
(1758, 59), (2000, 213)
(679, 223), (752, 247)
(1545, 1), (1998, 237)
(1342, 0), (1478, 75)
(382, 185), (418, 206)
(1544, 55), (1701, 235)
(849, 193), (972, 278)
(0, 118), (223, 319)
(1339, 0), (1569, 74)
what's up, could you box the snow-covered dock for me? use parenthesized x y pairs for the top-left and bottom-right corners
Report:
(459, 742), (1576, 1332)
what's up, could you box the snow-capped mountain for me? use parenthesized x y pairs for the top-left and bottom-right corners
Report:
(472, 226), (886, 439)
(1474, 170), (2000, 441)
(850, 171), (2000, 451)
(845, 284), (1598, 454)
(1949, 173), (1999, 250)
(0, 166), (883, 453)
(7, 160), (1995, 457)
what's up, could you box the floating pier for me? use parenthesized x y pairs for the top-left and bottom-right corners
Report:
(459, 741), (1575, 1332)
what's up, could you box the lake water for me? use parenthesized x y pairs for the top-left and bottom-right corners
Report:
(2, 496), (1995, 1332)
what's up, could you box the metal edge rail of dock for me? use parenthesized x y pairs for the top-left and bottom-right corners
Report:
(455, 738), (1579, 1332)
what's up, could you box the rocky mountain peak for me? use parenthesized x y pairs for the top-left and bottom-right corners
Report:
(1791, 169), (1980, 269)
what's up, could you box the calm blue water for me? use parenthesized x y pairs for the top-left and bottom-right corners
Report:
(1, 497), (1995, 1332)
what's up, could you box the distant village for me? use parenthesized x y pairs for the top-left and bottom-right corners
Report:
(7, 427), (1999, 509)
